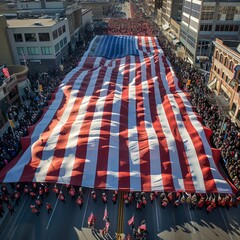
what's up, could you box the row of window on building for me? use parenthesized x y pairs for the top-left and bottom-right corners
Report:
(14, 25), (66, 43)
(200, 24), (239, 32)
(16, 37), (67, 56)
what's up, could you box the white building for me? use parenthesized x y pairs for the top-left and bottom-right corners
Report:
(6, 17), (70, 72)
(180, 0), (240, 66)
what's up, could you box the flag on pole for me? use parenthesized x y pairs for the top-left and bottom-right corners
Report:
(105, 221), (110, 231)
(128, 214), (134, 226)
(103, 205), (108, 221)
(2, 67), (10, 79)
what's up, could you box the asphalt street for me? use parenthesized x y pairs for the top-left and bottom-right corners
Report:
(0, 187), (239, 240)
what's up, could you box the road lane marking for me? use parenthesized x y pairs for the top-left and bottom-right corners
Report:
(81, 188), (91, 228)
(116, 191), (124, 238)
(1, 196), (31, 240)
(46, 185), (63, 230)
(154, 198), (160, 231)
(219, 207), (233, 240)
(187, 205), (196, 234)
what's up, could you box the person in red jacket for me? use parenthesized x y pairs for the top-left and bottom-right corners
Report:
(7, 203), (14, 215)
(46, 203), (52, 214)
(76, 196), (84, 208)
(14, 190), (20, 206)
(206, 204), (213, 214)
(58, 191), (66, 203)
(35, 196), (42, 208)
(53, 185), (60, 197)
(30, 205), (40, 216)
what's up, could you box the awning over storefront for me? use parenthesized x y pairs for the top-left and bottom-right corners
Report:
(197, 56), (209, 62)
(173, 39), (180, 45)
(207, 78), (217, 90)
(162, 24), (170, 31)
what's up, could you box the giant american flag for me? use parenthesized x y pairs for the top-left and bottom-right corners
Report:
(0, 35), (236, 193)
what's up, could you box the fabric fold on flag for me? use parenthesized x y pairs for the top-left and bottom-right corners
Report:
(0, 35), (237, 194)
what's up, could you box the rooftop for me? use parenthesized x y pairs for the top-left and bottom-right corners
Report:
(223, 40), (240, 54)
(7, 18), (60, 28)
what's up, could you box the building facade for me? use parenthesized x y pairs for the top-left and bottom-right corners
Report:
(208, 38), (240, 126)
(80, 0), (112, 20)
(0, 64), (29, 129)
(6, 17), (70, 72)
(180, 0), (240, 66)
(161, 0), (183, 26)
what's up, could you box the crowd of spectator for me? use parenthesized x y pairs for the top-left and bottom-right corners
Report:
(107, 18), (156, 36)
(156, 28), (240, 191)
(0, 45), (86, 171)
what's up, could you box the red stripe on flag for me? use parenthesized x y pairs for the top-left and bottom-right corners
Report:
(162, 58), (218, 192)
(45, 70), (94, 182)
(118, 55), (131, 190)
(19, 70), (83, 182)
(146, 54), (174, 191)
(94, 60), (121, 188)
(161, 55), (195, 192)
(134, 55), (151, 191)
(70, 59), (107, 186)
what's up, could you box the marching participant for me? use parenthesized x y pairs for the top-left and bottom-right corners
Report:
(76, 196), (84, 208)
(91, 190), (97, 202)
(46, 202), (52, 214)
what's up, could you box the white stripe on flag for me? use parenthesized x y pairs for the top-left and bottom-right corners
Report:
(33, 70), (89, 182)
(128, 55), (141, 191)
(106, 58), (125, 190)
(81, 65), (114, 187)
(159, 58), (206, 192)
(169, 61), (233, 193)
(140, 52), (163, 191)
(58, 66), (101, 184)
(3, 68), (79, 182)
(153, 56), (185, 192)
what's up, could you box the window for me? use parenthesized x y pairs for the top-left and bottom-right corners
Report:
(55, 43), (60, 53)
(25, 33), (37, 42)
(60, 39), (64, 48)
(62, 25), (66, 33)
(14, 33), (23, 42)
(58, 27), (62, 36)
(229, 61), (234, 71)
(63, 37), (67, 45)
(53, 30), (58, 40)
(17, 47), (25, 55)
(202, 24), (212, 31)
(226, 76), (229, 83)
(233, 25), (239, 32)
(226, 13), (234, 20)
(224, 58), (229, 67)
(27, 47), (39, 55)
(222, 72), (225, 80)
(219, 54), (223, 63)
(41, 46), (52, 55)
(215, 51), (219, 60)
(237, 111), (240, 121)
(38, 33), (50, 41)
(201, 12), (214, 20)
(215, 25), (220, 31)
(232, 103), (237, 114)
